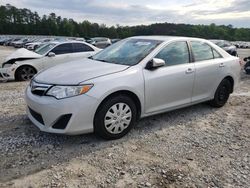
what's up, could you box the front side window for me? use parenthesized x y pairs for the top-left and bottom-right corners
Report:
(51, 43), (73, 55)
(191, 41), (214, 62)
(35, 43), (57, 55)
(91, 39), (162, 66)
(155, 41), (190, 66)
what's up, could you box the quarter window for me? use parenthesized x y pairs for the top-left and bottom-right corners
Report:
(51, 43), (73, 55)
(212, 49), (222, 59)
(191, 41), (214, 61)
(155, 41), (190, 66)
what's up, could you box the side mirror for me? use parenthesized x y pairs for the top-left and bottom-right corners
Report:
(47, 52), (55, 57)
(145, 58), (165, 70)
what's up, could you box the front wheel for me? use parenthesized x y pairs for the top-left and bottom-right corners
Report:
(94, 95), (137, 140)
(209, 79), (232, 108)
(15, 66), (37, 81)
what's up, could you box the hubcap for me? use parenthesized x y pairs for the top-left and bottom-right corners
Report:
(104, 103), (132, 134)
(20, 67), (36, 81)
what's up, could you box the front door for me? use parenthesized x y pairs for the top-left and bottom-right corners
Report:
(143, 41), (195, 114)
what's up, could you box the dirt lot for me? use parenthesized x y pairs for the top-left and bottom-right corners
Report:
(0, 47), (250, 188)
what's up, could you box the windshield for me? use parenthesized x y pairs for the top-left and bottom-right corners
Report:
(35, 43), (57, 55)
(91, 38), (162, 66)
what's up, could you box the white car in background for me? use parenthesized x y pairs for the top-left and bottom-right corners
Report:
(90, 37), (112, 48)
(25, 38), (53, 50)
(0, 41), (100, 81)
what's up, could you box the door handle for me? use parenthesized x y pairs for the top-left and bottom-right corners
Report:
(219, 63), (225, 67)
(186, 68), (194, 74)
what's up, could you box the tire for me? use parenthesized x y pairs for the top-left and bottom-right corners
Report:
(15, 66), (37, 81)
(209, 79), (232, 108)
(245, 62), (250, 75)
(94, 95), (137, 140)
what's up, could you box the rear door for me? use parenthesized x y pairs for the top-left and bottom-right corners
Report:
(190, 41), (225, 102)
(143, 41), (195, 114)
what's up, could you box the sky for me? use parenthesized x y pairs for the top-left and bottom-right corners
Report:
(1, 0), (250, 28)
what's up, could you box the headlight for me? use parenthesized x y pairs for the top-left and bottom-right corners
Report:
(46, 84), (93, 99)
(3, 63), (12, 68)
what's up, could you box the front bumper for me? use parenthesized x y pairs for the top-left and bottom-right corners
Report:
(25, 86), (99, 135)
(0, 67), (15, 80)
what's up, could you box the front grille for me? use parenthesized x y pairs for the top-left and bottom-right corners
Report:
(52, 114), (72, 130)
(29, 107), (44, 125)
(30, 80), (51, 96)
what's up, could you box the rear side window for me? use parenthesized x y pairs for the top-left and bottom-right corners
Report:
(73, 43), (94, 52)
(191, 41), (214, 62)
(155, 41), (190, 66)
(51, 43), (73, 55)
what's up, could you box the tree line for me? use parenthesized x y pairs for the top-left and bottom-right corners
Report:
(0, 4), (250, 41)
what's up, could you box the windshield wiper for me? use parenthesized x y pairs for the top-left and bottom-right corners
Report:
(90, 57), (108, 63)
(96, 59), (108, 63)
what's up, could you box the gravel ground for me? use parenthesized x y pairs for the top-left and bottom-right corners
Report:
(0, 47), (249, 188)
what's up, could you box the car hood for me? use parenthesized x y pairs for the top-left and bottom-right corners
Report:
(34, 59), (129, 85)
(5, 48), (42, 62)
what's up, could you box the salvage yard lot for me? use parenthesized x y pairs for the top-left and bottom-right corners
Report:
(0, 47), (250, 187)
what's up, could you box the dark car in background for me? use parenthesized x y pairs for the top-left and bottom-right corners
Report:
(0, 37), (11, 45)
(210, 40), (238, 56)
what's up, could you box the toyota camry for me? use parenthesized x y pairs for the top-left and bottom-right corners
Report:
(25, 36), (241, 139)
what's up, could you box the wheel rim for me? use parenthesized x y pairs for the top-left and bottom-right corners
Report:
(218, 85), (228, 101)
(104, 103), (132, 134)
(20, 67), (36, 81)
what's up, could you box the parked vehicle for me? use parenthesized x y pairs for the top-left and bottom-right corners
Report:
(4, 38), (21, 46)
(0, 41), (100, 81)
(9, 38), (22, 46)
(89, 37), (112, 48)
(13, 38), (30, 48)
(25, 36), (241, 139)
(0, 37), (10, 45)
(210, 40), (238, 56)
(25, 38), (53, 50)
(244, 56), (250, 74)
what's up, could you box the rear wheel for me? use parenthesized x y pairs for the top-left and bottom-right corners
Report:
(209, 79), (232, 108)
(94, 95), (137, 140)
(15, 66), (36, 81)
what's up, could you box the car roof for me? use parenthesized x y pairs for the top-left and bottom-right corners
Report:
(130, 35), (207, 42)
(49, 40), (92, 45)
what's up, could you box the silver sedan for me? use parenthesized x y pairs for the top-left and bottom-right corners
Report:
(25, 36), (241, 139)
